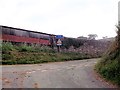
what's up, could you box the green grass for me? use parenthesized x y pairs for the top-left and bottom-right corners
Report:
(95, 58), (120, 86)
(2, 51), (94, 65)
(95, 44), (120, 86)
(1, 42), (98, 65)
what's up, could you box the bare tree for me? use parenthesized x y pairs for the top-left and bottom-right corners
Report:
(102, 36), (108, 39)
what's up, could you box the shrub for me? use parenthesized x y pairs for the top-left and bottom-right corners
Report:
(96, 59), (120, 85)
(2, 53), (14, 60)
(2, 42), (14, 53)
(18, 45), (35, 52)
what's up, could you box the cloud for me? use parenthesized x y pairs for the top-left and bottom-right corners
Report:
(0, 0), (119, 38)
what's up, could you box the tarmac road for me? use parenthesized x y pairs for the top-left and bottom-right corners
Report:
(1, 58), (113, 88)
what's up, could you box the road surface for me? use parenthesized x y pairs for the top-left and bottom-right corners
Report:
(1, 58), (112, 88)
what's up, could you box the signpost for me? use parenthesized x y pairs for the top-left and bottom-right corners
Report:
(56, 39), (62, 46)
(55, 35), (64, 52)
(56, 39), (62, 52)
(56, 35), (64, 39)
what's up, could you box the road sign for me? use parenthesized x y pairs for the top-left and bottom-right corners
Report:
(56, 35), (64, 39)
(56, 39), (62, 46)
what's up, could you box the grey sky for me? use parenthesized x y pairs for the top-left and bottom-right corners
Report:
(0, 0), (119, 39)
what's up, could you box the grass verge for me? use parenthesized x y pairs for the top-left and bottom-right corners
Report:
(1, 42), (98, 65)
(95, 25), (120, 87)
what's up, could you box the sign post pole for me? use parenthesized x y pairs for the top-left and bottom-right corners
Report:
(57, 45), (60, 52)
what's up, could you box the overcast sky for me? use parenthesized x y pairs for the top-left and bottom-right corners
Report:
(0, 0), (119, 39)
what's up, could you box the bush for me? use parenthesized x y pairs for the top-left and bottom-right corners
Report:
(96, 59), (120, 85)
(2, 53), (14, 60)
(0, 43), (2, 52)
(2, 42), (14, 53)
(17, 45), (35, 52)
(2, 60), (17, 65)
(62, 38), (84, 49)
(35, 46), (56, 53)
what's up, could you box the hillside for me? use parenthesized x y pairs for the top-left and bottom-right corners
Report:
(95, 26), (120, 86)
